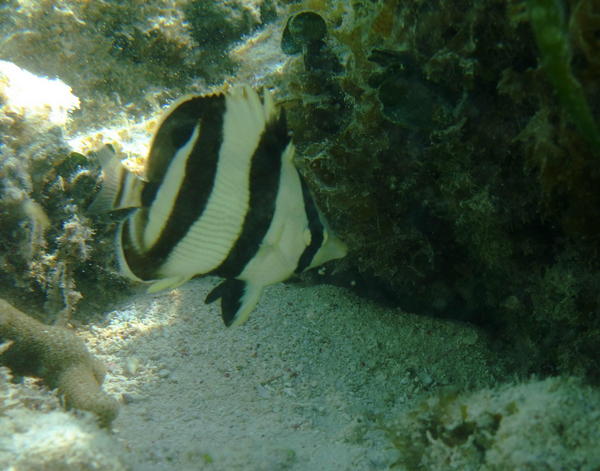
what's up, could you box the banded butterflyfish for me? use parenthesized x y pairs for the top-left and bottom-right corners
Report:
(90, 85), (347, 326)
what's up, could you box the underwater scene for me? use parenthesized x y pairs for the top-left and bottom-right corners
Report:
(1, 0), (600, 469)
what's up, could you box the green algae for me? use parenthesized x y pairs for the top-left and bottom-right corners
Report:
(528, 0), (600, 153)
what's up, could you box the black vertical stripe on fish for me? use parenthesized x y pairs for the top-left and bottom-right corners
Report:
(119, 208), (157, 279)
(212, 109), (290, 279)
(171, 122), (198, 149)
(295, 176), (324, 273)
(140, 181), (161, 208)
(126, 95), (226, 277)
(119, 214), (146, 278)
(145, 96), (222, 183)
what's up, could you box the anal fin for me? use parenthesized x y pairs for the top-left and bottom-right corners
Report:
(205, 279), (264, 327)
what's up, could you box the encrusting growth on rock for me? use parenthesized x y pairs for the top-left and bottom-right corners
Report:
(0, 298), (118, 427)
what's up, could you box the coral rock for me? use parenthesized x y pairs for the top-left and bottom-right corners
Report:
(0, 298), (118, 426)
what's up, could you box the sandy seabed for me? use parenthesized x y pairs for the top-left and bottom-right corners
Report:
(80, 277), (503, 470)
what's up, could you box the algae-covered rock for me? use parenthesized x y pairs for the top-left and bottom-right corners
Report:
(387, 377), (600, 470)
(276, 0), (600, 379)
(0, 60), (129, 319)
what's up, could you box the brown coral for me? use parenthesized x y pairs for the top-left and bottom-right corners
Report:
(0, 298), (118, 427)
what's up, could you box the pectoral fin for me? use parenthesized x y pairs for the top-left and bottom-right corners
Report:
(205, 279), (264, 327)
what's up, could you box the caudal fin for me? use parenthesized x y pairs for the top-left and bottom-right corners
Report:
(205, 279), (264, 327)
(88, 144), (144, 213)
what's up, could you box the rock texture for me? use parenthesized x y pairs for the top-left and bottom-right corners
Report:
(0, 299), (118, 427)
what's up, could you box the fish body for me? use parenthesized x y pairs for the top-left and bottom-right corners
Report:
(92, 85), (346, 326)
